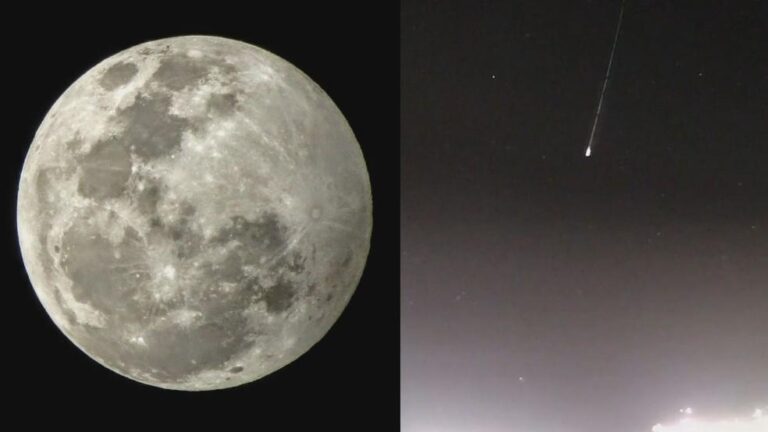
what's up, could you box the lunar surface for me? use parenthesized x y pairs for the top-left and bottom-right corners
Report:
(17, 36), (371, 390)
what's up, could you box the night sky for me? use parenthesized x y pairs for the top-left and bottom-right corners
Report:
(401, 1), (767, 431)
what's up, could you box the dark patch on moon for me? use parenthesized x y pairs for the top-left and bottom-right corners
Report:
(137, 194), (202, 261)
(262, 279), (296, 313)
(229, 366), (243, 373)
(74, 311), (256, 384)
(180, 202), (196, 217)
(284, 252), (307, 274)
(77, 139), (132, 199)
(212, 251), (247, 284)
(56, 207), (261, 383)
(135, 179), (162, 217)
(116, 93), (189, 161)
(65, 136), (84, 154)
(201, 212), (307, 316)
(132, 316), (255, 382)
(60, 222), (147, 318)
(59, 166), (311, 386)
(207, 92), (239, 116)
(214, 214), (286, 252)
(340, 249), (353, 268)
(99, 62), (139, 91)
(152, 54), (211, 91)
(138, 44), (171, 57)
(167, 221), (202, 261)
(103, 215), (267, 382)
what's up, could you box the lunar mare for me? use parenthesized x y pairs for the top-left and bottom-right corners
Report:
(17, 36), (371, 390)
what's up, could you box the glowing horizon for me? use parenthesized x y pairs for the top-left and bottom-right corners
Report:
(651, 407), (767, 432)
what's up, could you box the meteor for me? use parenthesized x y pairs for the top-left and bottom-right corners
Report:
(585, 0), (626, 157)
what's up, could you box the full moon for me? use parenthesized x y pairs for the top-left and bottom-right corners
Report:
(17, 36), (372, 390)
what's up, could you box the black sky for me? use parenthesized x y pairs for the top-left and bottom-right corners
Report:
(402, 1), (767, 431)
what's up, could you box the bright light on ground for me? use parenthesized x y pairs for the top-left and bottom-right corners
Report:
(652, 407), (767, 432)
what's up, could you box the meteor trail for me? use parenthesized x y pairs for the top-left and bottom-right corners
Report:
(585, 0), (625, 157)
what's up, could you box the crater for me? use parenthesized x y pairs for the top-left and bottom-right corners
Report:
(99, 61), (139, 91)
(229, 366), (243, 373)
